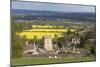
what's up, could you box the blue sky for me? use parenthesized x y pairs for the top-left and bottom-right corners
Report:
(12, 1), (95, 13)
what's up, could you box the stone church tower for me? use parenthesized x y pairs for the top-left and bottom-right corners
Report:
(44, 35), (53, 50)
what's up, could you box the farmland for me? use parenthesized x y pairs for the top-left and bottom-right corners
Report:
(16, 25), (75, 39)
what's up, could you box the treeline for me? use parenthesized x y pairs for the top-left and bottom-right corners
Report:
(12, 21), (27, 58)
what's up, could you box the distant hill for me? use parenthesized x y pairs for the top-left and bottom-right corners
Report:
(11, 9), (96, 22)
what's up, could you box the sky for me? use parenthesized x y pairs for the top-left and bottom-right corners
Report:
(11, 1), (95, 13)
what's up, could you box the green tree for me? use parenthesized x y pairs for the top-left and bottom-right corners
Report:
(90, 44), (96, 55)
(12, 34), (25, 58)
(12, 21), (25, 58)
(53, 34), (59, 50)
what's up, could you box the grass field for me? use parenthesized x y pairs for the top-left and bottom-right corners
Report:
(11, 57), (95, 66)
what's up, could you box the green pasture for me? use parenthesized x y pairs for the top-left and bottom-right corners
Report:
(11, 56), (95, 66)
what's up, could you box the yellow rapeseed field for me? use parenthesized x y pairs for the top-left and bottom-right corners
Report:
(16, 25), (75, 39)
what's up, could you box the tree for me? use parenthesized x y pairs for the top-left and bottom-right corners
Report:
(57, 37), (65, 49)
(67, 28), (71, 35)
(12, 21), (25, 58)
(90, 44), (96, 55)
(53, 34), (59, 50)
(12, 34), (25, 58)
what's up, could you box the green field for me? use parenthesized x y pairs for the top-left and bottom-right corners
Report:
(11, 57), (95, 66)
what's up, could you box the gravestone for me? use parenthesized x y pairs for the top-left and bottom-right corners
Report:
(25, 41), (29, 46)
(33, 42), (37, 50)
(44, 35), (53, 50)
